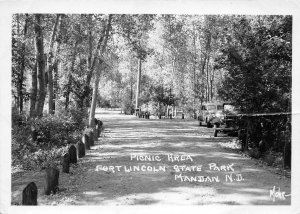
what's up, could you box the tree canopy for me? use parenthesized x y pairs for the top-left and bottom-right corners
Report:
(12, 14), (292, 118)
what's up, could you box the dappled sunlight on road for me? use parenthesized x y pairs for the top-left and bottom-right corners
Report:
(79, 111), (290, 205)
(11, 110), (291, 205)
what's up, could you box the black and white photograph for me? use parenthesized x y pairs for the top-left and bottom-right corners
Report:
(1, 0), (300, 213)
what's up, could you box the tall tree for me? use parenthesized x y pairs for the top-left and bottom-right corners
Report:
(115, 14), (155, 111)
(88, 14), (113, 128)
(46, 14), (62, 114)
(34, 14), (46, 117)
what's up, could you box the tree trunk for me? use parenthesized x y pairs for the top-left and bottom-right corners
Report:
(135, 58), (142, 110)
(47, 14), (61, 114)
(130, 79), (133, 104)
(192, 32), (197, 115)
(52, 62), (58, 112)
(130, 62), (133, 104)
(201, 54), (207, 75)
(65, 41), (78, 110)
(84, 15), (112, 109)
(65, 74), (72, 110)
(89, 60), (102, 128)
(34, 14), (46, 117)
(30, 61), (38, 117)
(83, 14), (94, 108)
(18, 15), (28, 114)
(206, 55), (210, 102)
(210, 68), (215, 101)
(48, 64), (54, 114)
(88, 15), (112, 128)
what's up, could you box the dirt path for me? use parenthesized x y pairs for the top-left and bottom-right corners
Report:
(11, 110), (291, 205)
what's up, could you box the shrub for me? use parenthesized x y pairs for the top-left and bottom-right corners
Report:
(12, 107), (28, 126)
(68, 130), (83, 145)
(248, 147), (261, 159)
(22, 146), (69, 170)
(83, 127), (94, 136)
(12, 106), (87, 170)
(141, 101), (162, 115)
(237, 114), (291, 169)
(29, 113), (83, 148)
(12, 124), (35, 166)
(263, 151), (277, 166)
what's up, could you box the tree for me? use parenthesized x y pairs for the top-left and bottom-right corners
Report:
(216, 15), (292, 113)
(33, 14), (46, 117)
(114, 14), (155, 110)
(88, 14), (113, 128)
(11, 14), (29, 114)
(46, 14), (62, 114)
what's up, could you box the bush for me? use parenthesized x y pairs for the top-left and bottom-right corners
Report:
(141, 101), (162, 116)
(12, 107), (28, 126)
(29, 108), (87, 147)
(30, 115), (75, 147)
(123, 100), (135, 115)
(237, 114), (291, 168)
(22, 146), (69, 170)
(248, 147), (261, 159)
(68, 130), (83, 144)
(12, 121), (70, 170)
(12, 106), (87, 170)
(263, 151), (277, 166)
(12, 124), (35, 166)
(83, 127), (94, 136)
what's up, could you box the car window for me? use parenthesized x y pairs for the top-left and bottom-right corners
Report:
(224, 104), (235, 111)
(207, 105), (216, 110)
(217, 105), (223, 110)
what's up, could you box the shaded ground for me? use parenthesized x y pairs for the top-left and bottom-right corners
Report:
(11, 109), (291, 205)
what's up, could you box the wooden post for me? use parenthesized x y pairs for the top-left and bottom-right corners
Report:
(83, 134), (90, 150)
(62, 153), (70, 173)
(97, 124), (101, 137)
(76, 141), (85, 158)
(44, 167), (59, 195)
(69, 145), (77, 164)
(89, 131), (94, 146)
(22, 182), (38, 205)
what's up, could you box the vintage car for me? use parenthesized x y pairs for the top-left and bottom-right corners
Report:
(197, 102), (224, 128)
(212, 103), (240, 137)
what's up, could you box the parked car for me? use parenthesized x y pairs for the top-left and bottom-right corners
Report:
(197, 102), (224, 128)
(213, 103), (240, 137)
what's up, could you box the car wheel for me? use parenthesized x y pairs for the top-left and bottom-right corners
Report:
(207, 122), (212, 128)
(214, 130), (218, 137)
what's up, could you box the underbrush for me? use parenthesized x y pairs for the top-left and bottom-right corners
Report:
(12, 107), (87, 171)
(219, 138), (289, 172)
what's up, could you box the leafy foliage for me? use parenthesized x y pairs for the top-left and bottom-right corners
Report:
(11, 14), (292, 169)
(12, 107), (85, 170)
(22, 146), (69, 170)
(216, 15), (292, 113)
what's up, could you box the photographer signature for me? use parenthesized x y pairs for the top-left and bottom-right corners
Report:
(270, 186), (291, 202)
